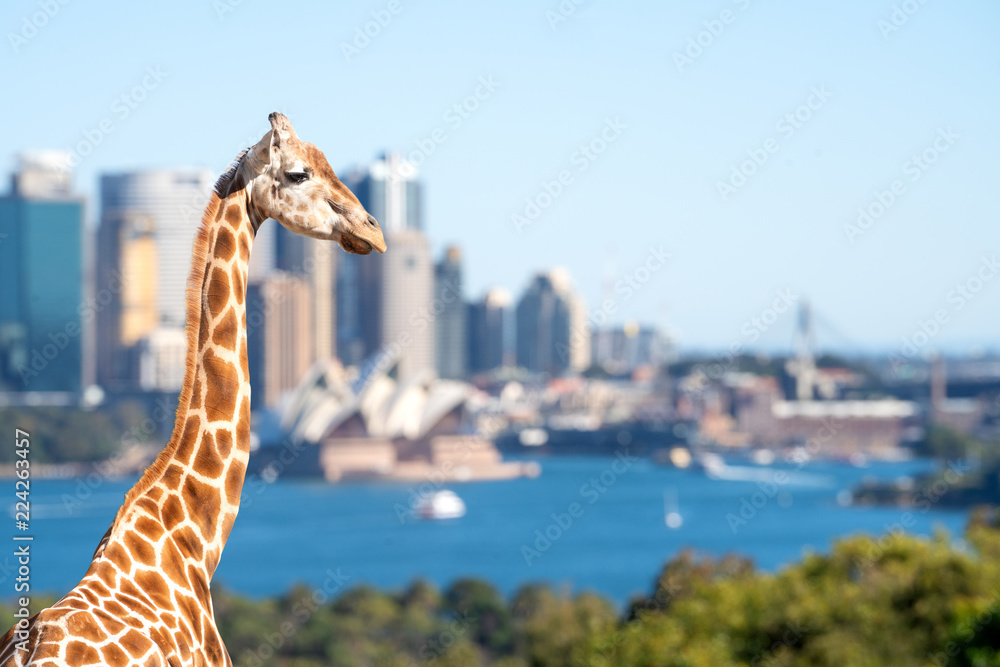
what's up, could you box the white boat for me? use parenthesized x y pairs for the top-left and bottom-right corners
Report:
(415, 490), (467, 520)
(663, 487), (683, 529)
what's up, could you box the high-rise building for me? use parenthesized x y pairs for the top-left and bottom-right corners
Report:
(271, 221), (336, 362)
(99, 170), (214, 327)
(342, 152), (423, 233)
(591, 323), (674, 374)
(118, 215), (158, 346)
(468, 288), (511, 375)
(0, 152), (85, 393)
(246, 273), (314, 408)
(434, 246), (466, 379)
(273, 219), (307, 275)
(96, 169), (213, 388)
(135, 327), (186, 391)
(247, 217), (276, 282)
(565, 283), (591, 373)
(309, 239), (337, 361)
(373, 229), (435, 381)
(337, 153), (433, 381)
(515, 268), (589, 376)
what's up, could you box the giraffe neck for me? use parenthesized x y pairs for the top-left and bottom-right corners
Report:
(106, 169), (259, 579)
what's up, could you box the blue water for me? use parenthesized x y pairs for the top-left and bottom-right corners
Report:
(7, 457), (967, 605)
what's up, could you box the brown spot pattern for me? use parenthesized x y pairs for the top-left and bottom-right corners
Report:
(212, 307), (238, 348)
(192, 431), (224, 479)
(224, 204), (242, 226)
(238, 232), (250, 262)
(189, 376), (203, 410)
(134, 569), (171, 610)
(203, 349), (238, 423)
(182, 476), (220, 540)
(224, 462), (245, 505)
(206, 267), (231, 317)
(216, 430), (233, 458)
(236, 397), (251, 447)
(124, 533), (156, 565)
(162, 494), (184, 530)
(101, 643), (130, 665)
(65, 640), (101, 664)
(175, 417), (201, 465)
(135, 516), (164, 542)
(232, 264), (244, 304)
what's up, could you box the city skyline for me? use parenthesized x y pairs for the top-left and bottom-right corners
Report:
(0, 146), (994, 369)
(1, 148), (670, 399)
(3, 0), (997, 352)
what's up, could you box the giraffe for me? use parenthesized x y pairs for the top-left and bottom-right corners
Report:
(0, 112), (386, 666)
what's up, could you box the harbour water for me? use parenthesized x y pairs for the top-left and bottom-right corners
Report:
(11, 456), (968, 606)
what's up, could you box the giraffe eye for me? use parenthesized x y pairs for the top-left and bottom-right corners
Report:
(286, 171), (309, 184)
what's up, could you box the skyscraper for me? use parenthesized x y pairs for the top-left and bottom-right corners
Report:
(0, 152), (85, 393)
(337, 153), (434, 381)
(309, 239), (337, 361)
(516, 268), (589, 376)
(591, 323), (674, 374)
(336, 240), (367, 368)
(435, 246), (466, 379)
(271, 221), (336, 362)
(247, 217), (276, 282)
(373, 229), (435, 381)
(100, 170), (214, 327)
(246, 272), (314, 408)
(468, 288), (511, 375)
(338, 152), (423, 367)
(342, 152), (423, 234)
(96, 169), (213, 389)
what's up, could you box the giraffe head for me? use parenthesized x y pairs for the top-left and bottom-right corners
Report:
(245, 112), (387, 255)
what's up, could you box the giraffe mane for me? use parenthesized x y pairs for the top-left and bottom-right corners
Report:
(109, 148), (250, 533)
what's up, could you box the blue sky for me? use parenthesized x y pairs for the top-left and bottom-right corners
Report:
(3, 0), (998, 353)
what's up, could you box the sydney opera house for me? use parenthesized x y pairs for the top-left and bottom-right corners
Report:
(249, 354), (539, 483)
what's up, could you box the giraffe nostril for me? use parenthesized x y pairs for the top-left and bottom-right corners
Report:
(366, 214), (379, 228)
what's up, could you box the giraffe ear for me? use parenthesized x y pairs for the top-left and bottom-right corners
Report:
(245, 129), (273, 175)
(268, 112), (298, 149)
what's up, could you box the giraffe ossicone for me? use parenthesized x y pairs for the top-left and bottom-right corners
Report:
(0, 113), (385, 666)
